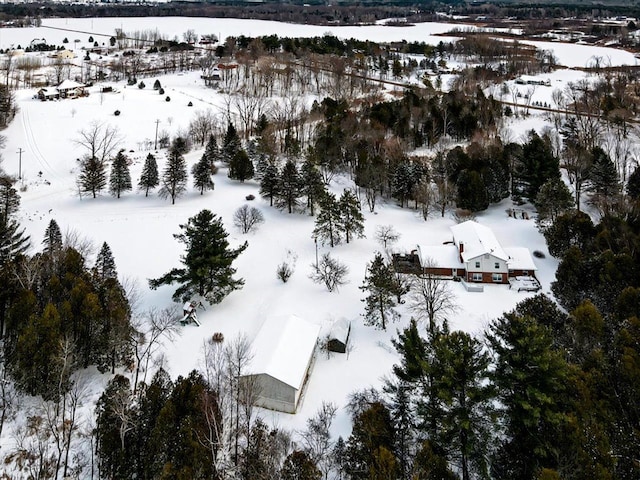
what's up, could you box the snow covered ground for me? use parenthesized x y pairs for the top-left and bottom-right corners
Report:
(0, 16), (567, 446)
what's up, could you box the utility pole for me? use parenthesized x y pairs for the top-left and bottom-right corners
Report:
(16, 147), (23, 180)
(154, 119), (160, 150)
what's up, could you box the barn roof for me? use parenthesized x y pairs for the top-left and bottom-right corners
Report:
(248, 315), (320, 390)
(450, 221), (508, 262)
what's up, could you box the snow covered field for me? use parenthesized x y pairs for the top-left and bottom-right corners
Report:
(0, 16), (565, 442)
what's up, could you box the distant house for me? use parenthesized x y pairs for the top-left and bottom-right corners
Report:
(515, 75), (551, 87)
(37, 87), (59, 101)
(399, 220), (537, 284)
(56, 50), (76, 60)
(327, 318), (351, 353)
(56, 79), (86, 98)
(240, 315), (320, 414)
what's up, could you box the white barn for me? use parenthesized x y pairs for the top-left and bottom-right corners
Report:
(241, 315), (320, 414)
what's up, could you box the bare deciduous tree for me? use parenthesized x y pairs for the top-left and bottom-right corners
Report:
(310, 253), (349, 292)
(300, 401), (337, 479)
(189, 110), (217, 146)
(233, 204), (264, 234)
(374, 224), (400, 251)
(130, 307), (180, 394)
(408, 257), (459, 335)
(75, 121), (123, 164)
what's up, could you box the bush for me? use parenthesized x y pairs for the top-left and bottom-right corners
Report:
(159, 88), (165, 95)
(114, 110), (121, 116)
(188, 101), (193, 107)
(165, 96), (171, 102)
(138, 81), (145, 89)
(211, 332), (224, 343)
(277, 262), (294, 283)
(309, 253), (349, 292)
(533, 250), (546, 259)
(245, 194), (255, 201)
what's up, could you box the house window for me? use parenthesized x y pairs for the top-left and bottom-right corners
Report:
(522, 270), (529, 276)
(475, 261), (480, 268)
(492, 273), (503, 283)
(472, 273), (482, 282)
(495, 262), (500, 269)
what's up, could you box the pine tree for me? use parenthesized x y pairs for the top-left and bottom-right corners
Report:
(0, 217), (30, 267)
(159, 147), (188, 205)
(149, 209), (248, 304)
(204, 134), (219, 170)
(313, 192), (342, 247)
(222, 122), (241, 163)
(281, 451), (322, 480)
(138, 153), (159, 197)
(277, 159), (302, 214)
(192, 154), (215, 195)
(94, 242), (118, 282)
(228, 149), (254, 183)
(391, 162), (414, 208)
(300, 158), (325, 216)
(535, 177), (574, 229)
(109, 150), (132, 198)
(43, 219), (63, 254)
(360, 252), (399, 330)
(259, 162), (280, 207)
(0, 175), (20, 224)
(487, 312), (569, 479)
(339, 190), (365, 244)
(519, 130), (560, 200)
(78, 156), (107, 198)
(588, 147), (620, 213)
(431, 330), (494, 480)
(627, 165), (640, 200)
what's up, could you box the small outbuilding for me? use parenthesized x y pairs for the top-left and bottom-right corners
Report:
(241, 314), (320, 414)
(327, 318), (351, 353)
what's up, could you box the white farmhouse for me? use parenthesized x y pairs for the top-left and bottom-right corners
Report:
(241, 314), (320, 414)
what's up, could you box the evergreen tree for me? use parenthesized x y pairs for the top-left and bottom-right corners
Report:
(204, 134), (219, 170)
(0, 217), (30, 267)
(95, 375), (136, 480)
(149, 209), (248, 304)
(192, 153), (215, 195)
(626, 165), (640, 200)
(138, 153), (159, 197)
(277, 159), (302, 214)
(228, 149), (254, 183)
(0, 175), (20, 224)
(456, 170), (488, 211)
(43, 219), (63, 255)
(338, 190), (365, 244)
(312, 192), (342, 247)
(94, 242), (118, 282)
(431, 330), (494, 480)
(391, 162), (415, 208)
(78, 156), (107, 198)
(13, 303), (64, 398)
(300, 158), (325, 216)
(535, 177), (574, 229)
(543, 210), (595, 258)
(259, 162), (280, 207)
(109, 149), (132, 198)
(360, 252), (400, 330)
(345, 402), (397, 480)
(487, 312), (569, 479)
(588, 146), (620, 213)
(518, 130), (560, 200)
(159, 146), (188, 205)
(281, 451), (322, 480)
(222, 122), (241, 163)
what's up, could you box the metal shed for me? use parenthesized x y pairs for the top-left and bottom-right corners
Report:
(241, 315), (320, 414)
(327, 317), (351, 353)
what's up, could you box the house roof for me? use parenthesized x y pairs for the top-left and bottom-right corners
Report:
(416, 244), (463, 269)
(57, 79), (84, 91)
(248, 314), (320, 390)
(450, 221), (509, 262)
(504, 247), (537, 271)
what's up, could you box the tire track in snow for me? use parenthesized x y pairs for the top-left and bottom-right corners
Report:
(21, 103), (60, 181)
